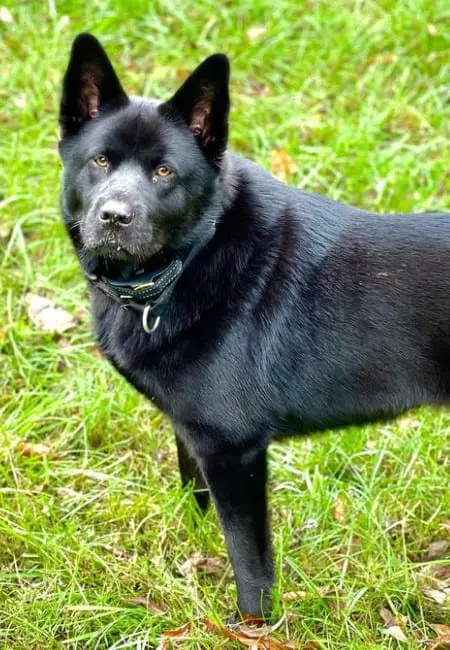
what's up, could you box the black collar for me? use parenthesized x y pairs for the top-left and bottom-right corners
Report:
(85, 220), (216, 333)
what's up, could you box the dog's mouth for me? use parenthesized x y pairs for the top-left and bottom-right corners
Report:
(82, 224), (165, 265)
(90, 240), (136, 261)
(84, 233), (170, 282)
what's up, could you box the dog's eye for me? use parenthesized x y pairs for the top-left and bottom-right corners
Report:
(155, 165), (173, 177)
(93, 155), (109, 168)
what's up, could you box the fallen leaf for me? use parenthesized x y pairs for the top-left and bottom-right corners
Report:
(237, 614), (286, 637)
(155, 639), (169, 650)
(163, 622), (191, 638)
(379, 608), (409, 643)
(156, 622), (192, 649)
(332, 496), (345, 522)
(179, 552), (226, 577)
(205, 618), (296, 649)
(431, 625), (450, 637)
(247, 26), (267, 42)
(433, 565), (450, 581)
(382, 625), (408, 643)
(102, 544), (134, 561)
(127, 596), (166, 614)
(270, 149), (297, 182)
(16, 442), (52, 458)
(0, 6), (14, 23)
(91, 346), (103, 360)
(26, 294), (77, 334)
(425, 541), (449, 560)
(423, 589), (449, 606)
(57, 357), (68, 373)
(426, 637), (450, 650)
(74, 306), (89, 321)
(56, 487), (79, 498)
(281, 590), (307, 602)
(380, 607), (399, 627)
(426, 625), (450, 650)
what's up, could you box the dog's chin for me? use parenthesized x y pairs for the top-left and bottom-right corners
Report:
(90, 243), (139, 262)
(84, 240), (166, 271)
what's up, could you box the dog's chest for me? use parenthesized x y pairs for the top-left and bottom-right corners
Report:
(94, 300), (214, 413)
(93, 297), (266, 441)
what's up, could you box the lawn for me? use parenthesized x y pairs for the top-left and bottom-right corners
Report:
(0, 0), (449, 648)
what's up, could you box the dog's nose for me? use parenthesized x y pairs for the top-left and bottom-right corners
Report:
(99, 200), (133, 226)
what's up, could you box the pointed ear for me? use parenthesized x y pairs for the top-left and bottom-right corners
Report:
(59, 33), (128, 138)
(161, 54), (230, 167)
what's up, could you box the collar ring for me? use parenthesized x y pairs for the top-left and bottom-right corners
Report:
(142, 305), (161, 334)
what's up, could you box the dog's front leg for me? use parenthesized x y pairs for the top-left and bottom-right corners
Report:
(197, 445), (274, 620)
(174, 430), (210, 512)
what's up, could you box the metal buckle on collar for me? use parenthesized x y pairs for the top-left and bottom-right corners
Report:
(133, 279), (156, 291)
(142, 304), (161, 334)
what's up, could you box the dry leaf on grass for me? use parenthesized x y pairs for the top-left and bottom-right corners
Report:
(423, 589), (449, 606)
(282, 591), (307, 602)
(156, 622), (191, 650)
(379, 607), (409, 643)
(433, 565), (450, 581)
(236, 614), (286, 636)
(382, 626), (408, 643)
(425, 541), (450, 560)
(417, 560), (450, 611)
(155, 639), (170, 650)
(379, 607), (407, 627)
(26, 294), (77, 334)
(205, 616), (300, 649)
(426, 637), (450, 650)
(178, 552), (226, 576)
(431, 625), (450, 637)
(332, 496), (346, 522)
(270, 149), (297, 182)
(163, 622), (191, 638)
(426, 623), (450, 650)
(126, 596), (166, 614)
(91, 346), (104, 360)
(15, 442), (60, 459)
(101, 544), (135, 561)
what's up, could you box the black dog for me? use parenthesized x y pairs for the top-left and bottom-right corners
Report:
(59, 33), (450, 619)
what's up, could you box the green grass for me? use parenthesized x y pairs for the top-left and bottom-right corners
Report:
(1, 0), (450, 647)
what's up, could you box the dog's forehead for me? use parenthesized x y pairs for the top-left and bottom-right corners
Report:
(87, 96), (178, 154)
(108, 98), (164, 140)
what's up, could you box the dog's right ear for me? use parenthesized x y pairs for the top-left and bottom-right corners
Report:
(59, 33), (128, 138)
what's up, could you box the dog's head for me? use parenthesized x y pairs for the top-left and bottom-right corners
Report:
(59, 34), (229, 268)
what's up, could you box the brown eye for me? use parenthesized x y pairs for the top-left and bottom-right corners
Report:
(94, 155), (109, 168)
(155, 165), (172, 177)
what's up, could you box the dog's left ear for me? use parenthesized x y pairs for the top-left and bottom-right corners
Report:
(60, 33), (128, 138)
(161, 54), (230, 168)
